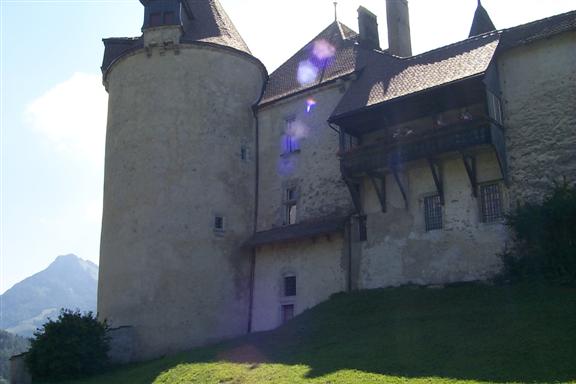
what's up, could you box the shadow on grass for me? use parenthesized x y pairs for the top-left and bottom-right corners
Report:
(73, 283), (576, 384)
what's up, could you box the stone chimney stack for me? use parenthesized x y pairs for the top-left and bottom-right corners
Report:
(357, 6), (381, 50)
(386, 0), (412, 57)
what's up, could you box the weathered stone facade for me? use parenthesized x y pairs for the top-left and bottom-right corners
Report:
(500, 31), (576, 202)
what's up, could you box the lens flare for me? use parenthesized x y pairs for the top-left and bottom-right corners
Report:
(312, 39), (336, 60)
(297, 60), (319, 86)
(306, 98), (317, 113)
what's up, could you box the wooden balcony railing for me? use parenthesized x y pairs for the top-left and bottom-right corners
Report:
(340, 118), (502, 176)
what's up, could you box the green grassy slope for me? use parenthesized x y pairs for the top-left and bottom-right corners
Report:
(67, 283), (576, 384)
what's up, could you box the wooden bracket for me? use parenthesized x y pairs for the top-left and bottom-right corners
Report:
(368, 173), (386, 213)
(391, 166), (409, 209)
(344, 176), (362, 214)
(428, 158), (444, 205)
(462, 154), (478, 198)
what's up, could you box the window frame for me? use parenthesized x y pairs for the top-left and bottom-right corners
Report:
(479, 182), (504, 223)
(423, 194), (443, 231)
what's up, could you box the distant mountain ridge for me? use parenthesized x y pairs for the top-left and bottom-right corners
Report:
(0, 254), (98, 337)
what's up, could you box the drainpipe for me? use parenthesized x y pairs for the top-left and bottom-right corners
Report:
(247, 72), (268, 334)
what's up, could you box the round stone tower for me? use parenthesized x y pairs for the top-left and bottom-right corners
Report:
(98, 0), (266, 360)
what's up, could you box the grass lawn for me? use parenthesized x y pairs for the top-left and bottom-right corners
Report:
(64, 283), (576, 384)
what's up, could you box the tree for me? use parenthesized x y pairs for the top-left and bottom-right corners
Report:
(25, 309), (109, 382)
(502, 180), (576, 284)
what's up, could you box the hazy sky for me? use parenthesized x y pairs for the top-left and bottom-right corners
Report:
(1, 0), (574, 294)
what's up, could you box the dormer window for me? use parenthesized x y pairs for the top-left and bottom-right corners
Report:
(142, 0), (181, 29)
(149, 12), (162, 27)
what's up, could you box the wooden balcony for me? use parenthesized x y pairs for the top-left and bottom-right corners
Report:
(340, 118), (505, 176)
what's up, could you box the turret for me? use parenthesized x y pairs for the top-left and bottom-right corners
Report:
(98, 0), (266, 361)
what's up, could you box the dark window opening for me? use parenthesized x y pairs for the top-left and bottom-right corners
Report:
(424, 194), (443, 231)
(283, 134), (299, 154)
(480, 183), (503, 223)
(163, 11), (176, 25)
(281, 304), (294, 324)
(284, 276), (296, 297)
(214, 216), (224, 231)
(149, 12), (162, 27)
(240, 146), (247, 161)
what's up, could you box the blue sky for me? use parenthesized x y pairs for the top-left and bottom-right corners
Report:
(1, 0), (574, 294)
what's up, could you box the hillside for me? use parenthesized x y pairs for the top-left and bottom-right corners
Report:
(1, 254), (98, 337)
(67, 283), (576, 384)
(0, 330), (29, 383)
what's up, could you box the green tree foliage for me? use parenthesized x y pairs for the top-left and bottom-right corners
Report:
(0, 330), (29, 382)
(25, 309), (109, 382)
(502, 180), (576, 284)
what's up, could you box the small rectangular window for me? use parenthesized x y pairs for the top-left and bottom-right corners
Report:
(480, 183), (503, 223)
(284, 276), (296, 297)
(281, 304), (294, 324)
(149, 12), (162, 27)
(240, 146), (247, 161)
(214, 216), (224, 231)
(163, 11), (175, 25)
(282, 134), (299, 154)
(285, 203), (297, 225)
(424, 194), (443, 231)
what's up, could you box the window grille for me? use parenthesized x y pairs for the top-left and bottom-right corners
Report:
(424, 194), (443, 231)
(284, 276), (296, 297)
(214, 216), (224, 231)
(281, 304), (294, 324)
(480, 183), (503, 223)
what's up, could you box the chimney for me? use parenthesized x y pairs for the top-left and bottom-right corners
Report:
(386, 0), (412, 57)
(357, 6), (381, 50)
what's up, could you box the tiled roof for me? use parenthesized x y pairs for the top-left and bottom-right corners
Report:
(245, 216), (348, 247)
(102, 0), (253, 75)
(331, 32), (500, 119)
(330, 10), (576, 120)
(180, 0), (251, 55)
(260, 21), (370, 105)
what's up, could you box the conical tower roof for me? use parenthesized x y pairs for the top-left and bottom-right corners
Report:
(469, 0), (496, 37)
(180, 0), (252, 55)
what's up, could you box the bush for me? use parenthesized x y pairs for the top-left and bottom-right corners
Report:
(502, 180), (576, 284)
(25, 309), (109, 382)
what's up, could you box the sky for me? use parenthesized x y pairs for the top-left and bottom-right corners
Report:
(0, 0), (574, 294)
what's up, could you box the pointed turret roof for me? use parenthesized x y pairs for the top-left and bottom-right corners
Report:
(469, 0), (496, 37)
(179, 0), (252, 55)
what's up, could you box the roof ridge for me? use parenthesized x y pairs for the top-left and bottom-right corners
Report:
(502, 8), (576, 33)
(404, 30), (501, 61)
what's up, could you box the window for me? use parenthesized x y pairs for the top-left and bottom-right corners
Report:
(480, 183), (503, 223)
(284, 276), (296, 297)
(282, 118), (300, 155)
(214, 216), (224, 231)
(240, 145), (248, 161)
(163, 11), (175, 25)
(149, 12), (162, 27)
(282, 134), (299, 154)
(281, 304), (294, 324)
(424, 194), (443, 231)
(284, 187), (297, 225)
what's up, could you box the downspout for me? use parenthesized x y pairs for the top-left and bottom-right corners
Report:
(247, 72), (268, 334)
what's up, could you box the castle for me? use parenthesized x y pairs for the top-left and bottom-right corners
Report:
(98, 0), (576, 361)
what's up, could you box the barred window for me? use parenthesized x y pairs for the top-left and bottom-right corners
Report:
(284, 276), (296, 297)
(424, 194), (443, 231)
(281, 304), (294, 324)
(480, 183), (503, 223)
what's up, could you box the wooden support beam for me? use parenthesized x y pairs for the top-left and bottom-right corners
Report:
(462, 154), (478, 198)
(428, 158), (444, 205)
(369, 173), (387, 213)
(391, 167), (409, 209)
(344, 177), (362, 214)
